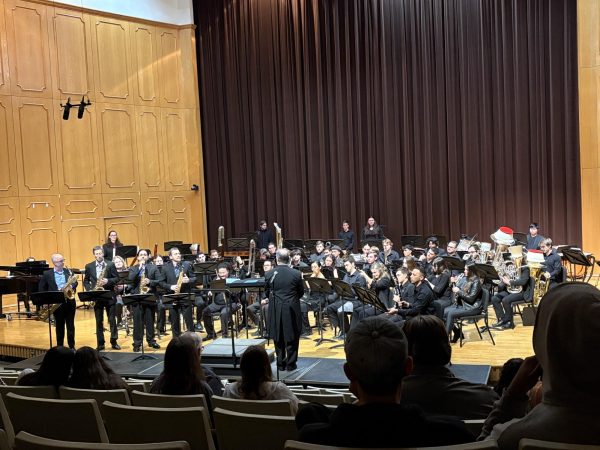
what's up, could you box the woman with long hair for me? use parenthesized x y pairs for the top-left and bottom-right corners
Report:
(103, 230), (123, 261)
(361, 217), (383, 240)
(426, 257), (453, 319)
(223, 345), (298, 413)
(444, 262), (483, 342)
(67, 346), (127, 390)
(17, 346), (74, 387)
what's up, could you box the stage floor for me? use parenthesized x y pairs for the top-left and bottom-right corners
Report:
(0, 296), (533, 368)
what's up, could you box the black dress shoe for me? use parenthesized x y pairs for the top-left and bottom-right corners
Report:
(203, 334), (216, 342)
(221, 333), (230, 339)
(111, 343), (121, 350)
(501, 322), (515, 329)
(286, 364), (297, 371)
(133, 346), (141, 352)
(148, 342), (161, 349)
(195, 323), (204, 331)
(96, 345), (105, 351)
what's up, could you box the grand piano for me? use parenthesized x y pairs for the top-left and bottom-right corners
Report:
(0, 261), (49, 319)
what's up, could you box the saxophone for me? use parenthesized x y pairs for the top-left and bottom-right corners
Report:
(93, 264), (108, 290)
(139, 266), (150, 294)
(38, 268), (78, 322)
(174, 265), (185, 294)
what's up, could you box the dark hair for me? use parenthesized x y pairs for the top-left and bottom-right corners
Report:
(238, 346), (272, 398)
(105, 231), (122, 246)
(403, 315), (451, 366)
(18, 346), (74, 387)
(413, 266), (426, 278)
(259, 220), (267, 226)
(291, 249), (301, 257)
(432, 257), (447, 274)
(67, 346), (127, 390)
(428, 247), (440, 255)
(217, 263), (229, 272)
(151, 337), (206, 395)
(495, 358), (524, 396)
(345, 255), (356, 265)
(92, 245), (103, 254)
(342, 220), (350, 226)
(137, 248), (149, 257)
(465, 260), (476, 277)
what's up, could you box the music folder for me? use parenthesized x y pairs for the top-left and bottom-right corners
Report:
(30, 291), (66, 307)
(306, 277), (333, 295)
(162, 293), (194, 306)
(330, 279), (354, 299)
(122, 294), (156, 307)
(352, 285), (387, 312)
(78, 290), (113, 304)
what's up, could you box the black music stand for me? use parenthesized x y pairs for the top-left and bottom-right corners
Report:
(353, 285), (388, 313)
(164, 241), (183, 252)
(401, 235), (425, 248)
(163, 293), (194, 334)
(210, 279), (239, 369)
(321, 267), (336, 280)
(473, 264), (500, 284)
(442, 257), (465, 275)
(305, 278), (335, 346)
(122, 294), (158, 361)
(116, 245), (138, 266)
(562, 248), (595, 283)
(31, 291), (66, 348)
(78, 290), (114, 360)
(329, 279), (357, 349)
(283, 239), (304, 249)
(193, 262), (220, 275)
(227, 238), (249, 252)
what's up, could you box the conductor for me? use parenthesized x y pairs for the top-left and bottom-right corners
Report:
(265, 248), (305, 371)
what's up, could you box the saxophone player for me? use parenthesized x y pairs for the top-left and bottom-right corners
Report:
(39, 253), (78, 348)
(159, 247), (196, 337)
(84, 246), (119, 350)
(128, 249), (162, 351)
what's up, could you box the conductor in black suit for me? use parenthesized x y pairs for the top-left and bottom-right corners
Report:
(159, 247), (197, 337)
(39, 253), (78, 348)
(83, 246), (119, 350)
(265, 248), (305, 371)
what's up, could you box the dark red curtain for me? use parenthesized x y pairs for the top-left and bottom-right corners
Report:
(195, 0), (580, 248)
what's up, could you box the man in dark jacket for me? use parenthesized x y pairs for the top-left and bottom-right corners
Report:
(265, 248), (305, 371)
(256, 220), (274, 250)
(295, 316), (473, 447)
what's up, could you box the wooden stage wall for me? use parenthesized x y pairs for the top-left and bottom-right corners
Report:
(0, 0), (207, 270)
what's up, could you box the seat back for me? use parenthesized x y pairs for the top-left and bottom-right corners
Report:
(14, 431), (191, 450)
(213, 408), (297, 450)
(284, 439), (500, 449)
(519, 438), (600, 450)
(102, 401), (215, 450)
(0, 385), (58, 402)
(212, 395), (293, 416)
(294, 392), (345, 405)
(5, 393), (108, 443)
(59, 386), (130, 415)
(130, 391), (208, 411)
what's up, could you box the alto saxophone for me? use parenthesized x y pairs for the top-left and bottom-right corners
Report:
(38, 268), (78, 322)
(93, 264), (108, 290)
(139, 266), (150, 294)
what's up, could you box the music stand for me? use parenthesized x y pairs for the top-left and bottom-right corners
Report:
(473, 264), (500, 283)
(513, 232), (528, 246)
(305, 278), (335, 346)
(442, 257), (465, 274)
(329, 279), (357, 349)
(401, 235), (425, 248)
(210, 279), (238, 369)
(353, 285), (388, 312)
(122, 294), (158, 361)
(227, 238), (249, 251)
(562, 248), (595, 283)
(193, 262), (220, 275)
(78, 290), (115, 359)
(283, 239), (304, 249)
(163, 292), (194, 335)
(164, 241), (183, 252)
(31, 291), (66, 348)
(116, 246), (138, 266)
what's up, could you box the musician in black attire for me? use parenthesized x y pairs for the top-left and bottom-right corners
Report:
(390, 266), (435, 323)
(361, 217), (384, 240)
(541, 238), (563, 286)
(265, 249), (305, 371)
(338, 221), (355, 252)
(444, 262), (483, 341)
(309, 241), (326, 264)
(350, 262), (393, 328)
(491, 260), (533, 330)
(291, 249), (308, 269)
(426, 258), (452, 319)
(102, 230), (123, 261)
(159, 247), (197, 337)
(256, 220), (274, 250)
(128, 249), (162, 351)
(267, 243), (277, 261)
(202, 264), (240, 340)
(419, 247), (440, 278)
(83, 246), (119, 350)
(378, 239), (401, 264)
(247, 260), (273, 335)
(386, 267), (415, 323)
(39, 253), (78, 348)
(326, 257), (366, 335)
(526, 223), (544, 250)
(443, 241), (460, 259)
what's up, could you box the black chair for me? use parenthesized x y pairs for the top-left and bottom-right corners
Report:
(453, 289), (495, 347)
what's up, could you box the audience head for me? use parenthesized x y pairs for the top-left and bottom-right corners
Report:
(18, 346), (74, 387)
(68, 346), (125, 390)
(403, 315), (451, 367)
(344, 316), (412, 401)
(180, 331), (203, 358)
(153, 336), (205, 395)
(495, 358), (524, 396)
(238, 345), (273, 397)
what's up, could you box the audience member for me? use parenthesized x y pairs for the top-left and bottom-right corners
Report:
(494, 358), (524, 397)
(67, 346), (128, 390)
(17, 346), (74, 387)
(480, 282), (600, 448)
(295, 316), (472, 448)
(401, 315), (498, 419)
(223, 345), (299, 414)
(181, 331), (224, 396)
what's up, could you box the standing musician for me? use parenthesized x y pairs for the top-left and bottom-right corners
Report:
(426, 257), (452, 319)
(39, 253), (78, 349)
(102, 230), (123, 261)
(378, 239), (401, 264)
(526, 223), (544, 250)
(256, 220), (274, 250)
(541, 238), (563, 287)
(265, 249), (305, 371)
(128, 249), (162, 351)
(112, 255), (130, 329)
(202, 263), (240, 340)
(83, 246), (119, 350)
(491, 255), (534, 330)
(362, 217), (384, 240)
(159, 248), (197, 337)
(338, 220), (355, 252)
(153, 255), (168, 335)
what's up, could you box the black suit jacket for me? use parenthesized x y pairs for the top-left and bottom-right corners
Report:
(38, 269), (78, 307)
(83, 261), (118, 292)
(265, 264), (305, 342)
(402, 282), (434, 317)
(102, 243), (122, 261)
(159, 261), (197, 293)
(128, 264), (163, 295)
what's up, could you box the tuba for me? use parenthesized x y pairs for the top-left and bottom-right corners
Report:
(247, 239), (257, 277)
(529, 262), (550, 305)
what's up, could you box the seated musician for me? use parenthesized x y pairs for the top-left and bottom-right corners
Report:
(330, 246), (345, 267)
(300, 262), (327, 337)
(386, 267), (415, 323)
(338, 220), (355, 252)
(358, 243), (371, 262)
(541, 238), (563, 287)
(202, 263), (240, 341)
(419, 247), (440, 278)
(320, 255), (339, 279)
(247, 260), (273, 337)
(83, 246), (119, 351)
(128, 249), (162, 351)
(209, 249), (221, 261)
(102, 230), (123, 261)
(39, 253), (78, 349)
(491, 254), (533, 330)
(388, 266), (435, 324)
(425, 257), (452, 319)
(362, 250), (378, 272)
(361, 216), (384, 240)
(426, 236), (440, 250)
(444, 262), (483, 342)
(443, 241), (460, 259)
(291, 249), (308, 269)
(400, 244), (418, 267)
(310, 241), (326, 264)
(378, 239), (401, 265)
(112, 255), (129, 329)
(349, 262), (393, 329)
(464, 244), (480, 263)
(267, 242), (277, 261)
(159, 247), (197, 337)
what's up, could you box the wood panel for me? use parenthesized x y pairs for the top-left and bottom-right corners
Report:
(91, 15), (135, 104)
(19, 195), (61, 260)
(578, 0), (600, 68)
(102, 192), (141, 219)
(166, 192), (192, 242)
(178, 28), (199, 110)
(0, 95), (17, 197)
(60, 193), (102, 221)
(54, 100), (101, 194)
(0, 196), (21, 265)
(5, 0), (52, 98)
(96, 103), (139, 193)
(0, 0), (10, 96)
(135, 106), (164, 191)
(12, 96), (58, 196)
(103, 216), (142, 251)
(48, 7), (94, 99)
(131, 23), (159, 107)
(157, 27), (181, 108)
(61, 218), (103, 269)
(162, 108), (189, 191)
(579, 67), (599, 170)
(141, 192), (167, 251)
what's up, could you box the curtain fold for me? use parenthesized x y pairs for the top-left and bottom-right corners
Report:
(195, 0), (580, 247)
